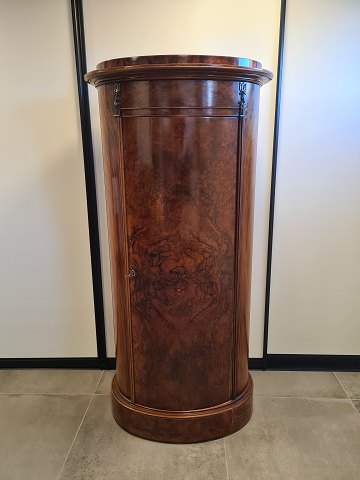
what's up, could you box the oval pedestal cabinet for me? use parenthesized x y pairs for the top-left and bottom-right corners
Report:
(85, 55), (272, 443)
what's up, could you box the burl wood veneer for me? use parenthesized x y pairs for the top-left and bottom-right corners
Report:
(85, 55), (272, 443)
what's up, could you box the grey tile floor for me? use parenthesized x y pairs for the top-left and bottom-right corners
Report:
(0, 370), (359, 480)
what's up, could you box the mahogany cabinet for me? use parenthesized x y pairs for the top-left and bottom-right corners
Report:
(85, 55), (272, 443)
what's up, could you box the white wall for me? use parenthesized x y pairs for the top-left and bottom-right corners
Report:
(83, 0), (281, 357)
(268, 0), (360, 354)
(0, 0), (97, 357)
(1, 0), (358, 361)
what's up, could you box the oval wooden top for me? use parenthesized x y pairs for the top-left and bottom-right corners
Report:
(85, 54), (273, 87)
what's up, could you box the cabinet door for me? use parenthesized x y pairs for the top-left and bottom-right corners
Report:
(123, 115), (238, 410)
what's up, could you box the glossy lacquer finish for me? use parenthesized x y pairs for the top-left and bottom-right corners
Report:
(86, 55), (272, 443)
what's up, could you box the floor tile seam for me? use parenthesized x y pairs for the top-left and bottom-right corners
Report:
(332, 371), (351, 397)
(349, 400), (360, 417)
(333, 372), (354, 400)
(333, 373), (360, 418)
(223, 437), (230, 480)
(350, 399), (360, 418)
(0, 392), (94, 396)
(93, 370), (105, 394)
(253, 395), (350, 400)
(56, 394), (94, 480)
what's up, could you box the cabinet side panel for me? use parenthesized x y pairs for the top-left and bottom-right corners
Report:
(98, 85), (132, 399)
(123, 116), (237, 410)
(234, 84), (260, 394)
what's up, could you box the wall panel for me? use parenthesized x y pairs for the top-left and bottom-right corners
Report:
(268, 0), (360, 354)
(0, 0), (97, 357)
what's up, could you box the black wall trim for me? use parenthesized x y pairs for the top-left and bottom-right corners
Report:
(248, 358), (264, 370)
(266, 355), (360, 371)
(107, 358), (116, 370)
(262, 0), (287, 369)
(70, 0), (108, 369)
(2, 356), (359, 371)
(0, 358), (100, 369)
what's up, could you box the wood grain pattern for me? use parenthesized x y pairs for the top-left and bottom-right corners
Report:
(96, 54), (263, 69)
(87, 55), (272, 443)
(234, 82), (260, 397)
(124, 115), (236, 410)
(98, 84), (134, 400)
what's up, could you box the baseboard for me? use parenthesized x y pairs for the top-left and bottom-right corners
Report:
(1, 355), (359, 371)
(266, 354), (360, 371)
(107, 357), (116, 369)
(248, 358), (263, 369)
(0, 357), (101, 369)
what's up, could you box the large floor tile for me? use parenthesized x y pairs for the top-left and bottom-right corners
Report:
(95, 370), (115, 394)
(251, 370), (347, 398)
(334, 372), (360, 399)
(59, 395), (227, 480)
(0, 394), (90, 480)
(0, 369), (102, 395)
(225, 397), (360, 480)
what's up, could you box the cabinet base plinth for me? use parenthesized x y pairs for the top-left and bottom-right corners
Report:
(111, 375), (253, 443)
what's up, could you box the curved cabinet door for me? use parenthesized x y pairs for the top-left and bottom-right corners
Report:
(123, 113), (237, 410)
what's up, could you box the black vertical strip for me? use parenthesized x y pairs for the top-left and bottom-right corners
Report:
(262, 0), (287, 369)
(70, 0), (107, 369)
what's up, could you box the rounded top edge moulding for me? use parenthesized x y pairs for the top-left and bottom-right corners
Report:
(84, 54), (273, 87)
(96, 54), (262, 69)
